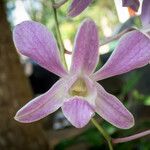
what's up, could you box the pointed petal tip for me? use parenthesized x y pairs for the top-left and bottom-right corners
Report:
(82, 18), (96, 24)
(68, 0), (92, 18)
(14, 112), (30, 123)
(14, 115), (24, 123)
(14, 109), (35, 123)
(117, 113), (135, 129)
(128, 116), (135, 129)
(67, 11), (76, 18)
(14, 114), (19, 122)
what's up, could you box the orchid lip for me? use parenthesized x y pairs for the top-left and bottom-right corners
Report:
(66, 74), (97, 108)
(69, 77), (88, 97)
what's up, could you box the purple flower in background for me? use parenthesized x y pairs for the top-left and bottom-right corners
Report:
(13, 19), (150, 128)
(122, 0), (140, 12)
(122, 0), (150, 27)
(68, 0), (92, 17)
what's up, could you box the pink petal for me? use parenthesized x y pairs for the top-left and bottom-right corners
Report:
(95, 83), (134, 129)
(13, 21), (67, 77)
(62, 97), (94, 128)
(92, 30), (150, 81)
(122, 0), (140, 12)
(68, 0), (92, 17)
(14, 76), (77, 123)
(141, 0), (150, 26)
(70, 19), (99, 75)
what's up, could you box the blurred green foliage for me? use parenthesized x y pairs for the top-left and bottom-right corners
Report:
(54, 127), (103, 150)
(24, 0), (119, 42)
(54, 120), (150, 150)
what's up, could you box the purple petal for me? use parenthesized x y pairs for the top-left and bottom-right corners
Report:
(68, 0), (92, 17)
(95, 83), (134, 129)
(141, 0), (150, 26)
(70, 19), (99, 75)
(13, 21), (67, 77)
(14, 77), (73, 123)
(92, 30), (150, 81)
(62, 97), (94, 128)
(122, 0), (140, 12)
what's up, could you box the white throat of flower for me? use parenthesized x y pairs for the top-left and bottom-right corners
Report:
(69, 78), (88, 97)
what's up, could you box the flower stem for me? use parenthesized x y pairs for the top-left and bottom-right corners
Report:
(91, 118), (113, 150)
(100, 27), (135, 47)
(112, 129), (150, 144)
(51, 0), (68, 69)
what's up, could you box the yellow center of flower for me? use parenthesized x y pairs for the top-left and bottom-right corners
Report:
(69, 78), (88, 97)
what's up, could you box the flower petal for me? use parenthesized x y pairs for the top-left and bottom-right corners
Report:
(141, 0), (150, 26)
(122, 0), (140, 12)
(68, 0), (92, 17)
(70, 19), (99, 75)
(92, 30), (150, 81)
(14, 75), (78, 123)
(13, 21), (67, 77)
(62, 97), (94, 128)
(95, 83), (134, 129)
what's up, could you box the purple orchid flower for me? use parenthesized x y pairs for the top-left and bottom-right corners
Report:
(122, 0), (140, 12)
(68, 0), (92, 17)
(13, 19), (150, 128)
(122, 0), (150, 27)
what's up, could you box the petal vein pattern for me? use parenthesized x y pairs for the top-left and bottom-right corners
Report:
(95, 83), (134, 129)
(13, 21), (67, 77)
(70, 19), (99, 75)
(15, 76), (77, 123)
(92, 30), (150, 81)
(62, 97), (94, 128)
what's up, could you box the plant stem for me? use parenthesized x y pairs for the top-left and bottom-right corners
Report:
(51, 0), (68, 69)
(112, 129), (150, 144)
(99, 27), (135, 47)
(91, 118), (113, 150)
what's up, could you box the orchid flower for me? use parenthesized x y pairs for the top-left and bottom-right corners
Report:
(122, 0), (140, 12)
(122, 0), (150, 27)
(13, 19), (150, 128)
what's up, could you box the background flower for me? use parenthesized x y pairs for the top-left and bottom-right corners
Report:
(68, 0), (92, 17)
(122, 0), (150, 27)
